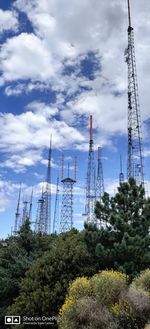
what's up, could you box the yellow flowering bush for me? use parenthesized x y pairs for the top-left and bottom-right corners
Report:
(60, 277), (90, 316)
(59, 277), (91, 329)
(68, 276), (91, 301)
(90, 270), (127, 307)
(58, 269), (150, 329)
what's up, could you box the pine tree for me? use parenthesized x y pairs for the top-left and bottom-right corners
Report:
(86, 178), (150, 277)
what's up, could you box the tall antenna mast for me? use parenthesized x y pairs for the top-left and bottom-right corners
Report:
(84, 115), (96, 223)
(14, 184), (21, 234)
(29, 187), (33, 221)
(35, 136), (52, 234)
(125, 0), (144, 185)
(127, 0), (131, 27)
(35, 186), (44, 233)
(53, 176), (60, 234)
(43, 135), (52, 234)
(119, 155), (124, 184)
(96, 146), (104, 201)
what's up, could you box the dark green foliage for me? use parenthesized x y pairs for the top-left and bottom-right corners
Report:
(85, 178), (150, 277)
(1, 179), (150, 328)
(0, 220), (56, 327)
(8, 229), (96, 327)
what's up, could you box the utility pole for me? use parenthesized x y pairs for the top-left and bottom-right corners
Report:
(125, 0), (144, 185)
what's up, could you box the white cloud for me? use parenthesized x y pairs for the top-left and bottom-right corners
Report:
(0, 101), (85, 172)
(26, 101), (58, 117)
(0, 9), (18, 34)
(0, 0), (150, 174)
(0, 33), (60, 83)
(0, 180), (21, 212)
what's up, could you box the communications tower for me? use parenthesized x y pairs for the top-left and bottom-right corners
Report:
(22, 199), (29, 225)
(14, 185), (21, 234)
(60, 156), (76, 233)
(35, 137), (52, 234)
(29, 187), (33, 222)
(43, 136), (52, 234)
(35, 187), (45, 233)
(125, 0), (144, 185)
(84, 115), (96, 223)
(53, 176), (60, 234)
(96, 146), (104, 201)
(119, 155), (124, 184)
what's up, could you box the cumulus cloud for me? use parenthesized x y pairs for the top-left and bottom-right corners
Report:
(0, 101), (85, 171)
(0, 9), (18, 34)
(0, 33), (60, 83)
(0, 0), (150, 173)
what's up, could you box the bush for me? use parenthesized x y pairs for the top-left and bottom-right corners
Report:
(131, 269), (150, 294)
(59, 297), (118, 329)
(59, 270), (150, 329)
(90, 270), (127, 307)
(112, 286), (150, 329)
(67, 277), (91, 301)
(59, 270), (126, 329)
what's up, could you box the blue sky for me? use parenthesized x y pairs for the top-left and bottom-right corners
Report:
(0, 0), (150, 238)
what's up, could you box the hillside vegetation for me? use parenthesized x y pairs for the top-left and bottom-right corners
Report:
(0, 178), (149, 328)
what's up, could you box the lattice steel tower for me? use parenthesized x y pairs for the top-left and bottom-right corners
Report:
(125, 0), (144, 185)
(119, 155), (124, 184)
(96, 146), (104, 201)
(35, 137), (52, 234)
(14, 185), (21, 234)
(84, 115), (96, 223)
(43, 136), (52, 234)
(35, 187), (45, 233)
(53, 176), (60, 234)
(60, 157), (76, 233)
(22, 198), (29, 225)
